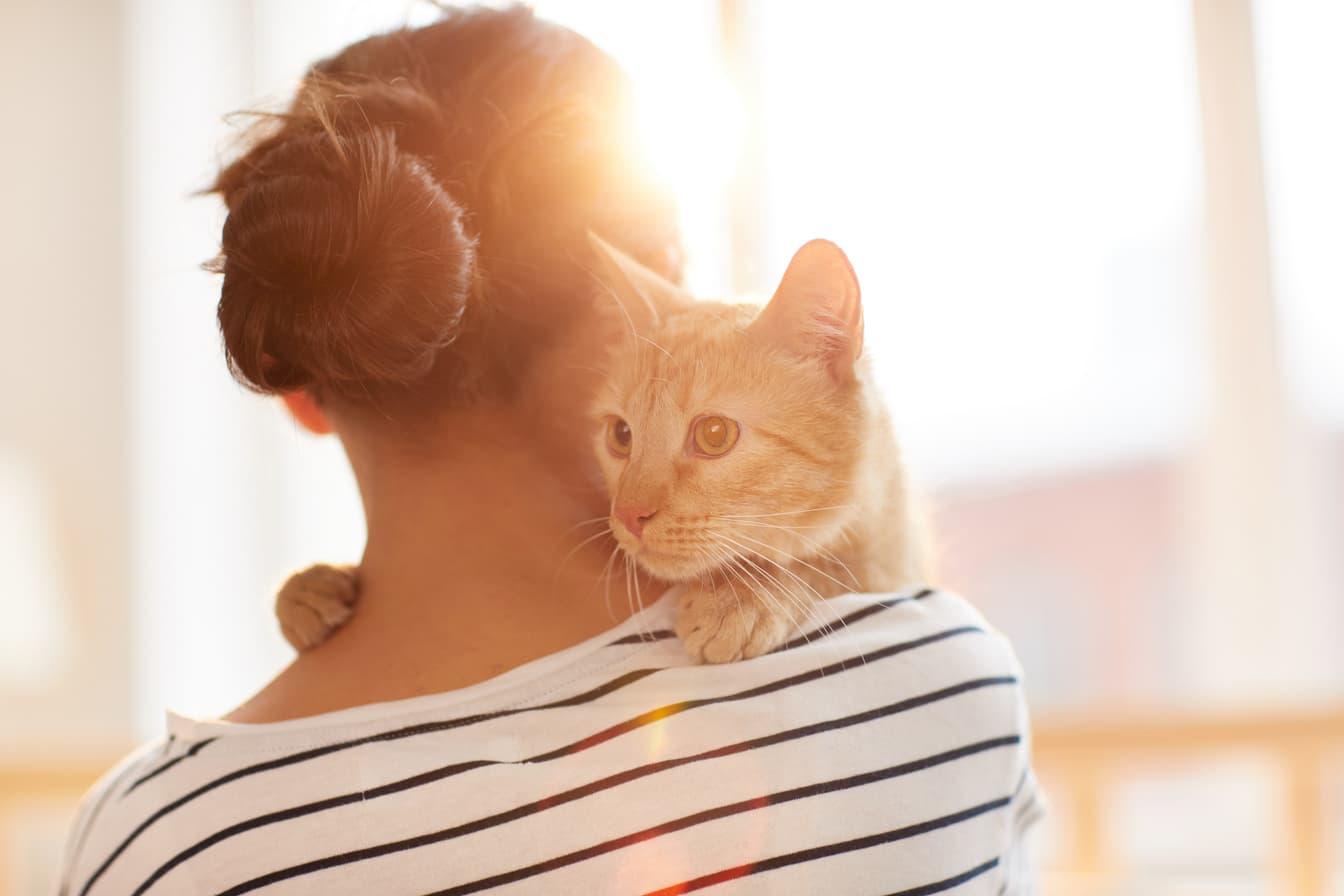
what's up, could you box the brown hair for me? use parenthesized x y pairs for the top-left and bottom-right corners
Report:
(210, 5), (680, 404)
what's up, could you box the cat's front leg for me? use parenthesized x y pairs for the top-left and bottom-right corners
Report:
(275, 563), (360, 651)
(674, 578), (801, 664)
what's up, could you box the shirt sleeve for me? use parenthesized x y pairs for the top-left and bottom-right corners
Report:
(51, 742), (163, 896)
(999, 765), (1045, 894)
(989, 619), (1045, 895)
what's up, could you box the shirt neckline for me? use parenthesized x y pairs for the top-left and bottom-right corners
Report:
(167, 588), (679, 741)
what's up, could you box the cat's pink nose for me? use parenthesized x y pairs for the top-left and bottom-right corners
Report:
(614, 505), (657, 539)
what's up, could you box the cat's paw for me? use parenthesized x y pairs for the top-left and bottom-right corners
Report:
(675, 586), (794, 664)
(275, 564), (360, 651)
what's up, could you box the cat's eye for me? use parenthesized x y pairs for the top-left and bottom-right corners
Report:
(606, 416), (633, 458)
(690, 415), (739, 457)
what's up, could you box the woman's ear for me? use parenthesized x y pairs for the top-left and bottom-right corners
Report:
(281, 390), (333, 435)
(748, 239), (863, 382)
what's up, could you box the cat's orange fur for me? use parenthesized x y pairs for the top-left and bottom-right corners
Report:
(588, 237), (927, 662)
(275, 239), (927, 663)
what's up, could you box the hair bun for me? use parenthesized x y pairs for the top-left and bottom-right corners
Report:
(216, 124), (475, 396)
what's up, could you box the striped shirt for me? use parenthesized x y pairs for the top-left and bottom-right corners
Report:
(56, 587), (1042, 895)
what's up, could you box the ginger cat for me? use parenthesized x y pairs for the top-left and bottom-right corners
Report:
(275, 238), (927, 662)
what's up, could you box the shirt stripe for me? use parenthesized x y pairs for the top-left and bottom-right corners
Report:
(638, 799), (1013, 896)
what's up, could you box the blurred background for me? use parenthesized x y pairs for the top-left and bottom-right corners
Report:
(0, 0), (1340, 893)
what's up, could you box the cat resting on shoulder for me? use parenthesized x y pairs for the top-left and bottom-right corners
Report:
(275, 238), (928, 663)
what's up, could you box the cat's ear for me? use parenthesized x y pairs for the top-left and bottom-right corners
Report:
(587, 231), (691, 334)
(749, 239), (864, 382)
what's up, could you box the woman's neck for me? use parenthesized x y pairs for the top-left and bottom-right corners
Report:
(228, 414), (657, 723)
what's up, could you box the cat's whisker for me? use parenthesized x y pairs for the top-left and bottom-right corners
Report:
(714, 556), (745, 621)
(559, 363), (612, 377)
(734, 545), (869, 667)
(697, 548), (724, 601)
(726, 553), (798, 632)
(739, 551), (834, 650)
(718, 542), (788, 603)
(637, 333), (674, 361)
(758, 571), (828, 645)
(552, 527), (614, 583)
(561, 515), (613, 535)
(729, 559), (792, 635)
(729, 531), (858, 597)
(711, 518), (833, 531)
(712, 504), (857, 520)
(717, 554), (761, 604)
(714, 532), (823, 599)
(713, 533), (839, 641)
(716, 556), (765, 632)
(589, 277), (644, 344)
(710, 519), (860, 588)
(600, 542), (622, 622)
(750, 551), (830, 623)
(697, 551), (722, 594)
(630, 556), (651, 639)
(690, 547), (712, 591)
(737, 552), (831, 641)
(705, 537), (813, 647)
(622, 554), (637, 626)
(703, 541), (751, 623)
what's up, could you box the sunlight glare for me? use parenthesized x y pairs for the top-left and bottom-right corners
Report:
(534, 0), (737, 293)
(629, 70), (744, 199)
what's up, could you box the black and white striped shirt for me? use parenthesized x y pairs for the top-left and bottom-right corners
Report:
(56, 587), (1041, 895)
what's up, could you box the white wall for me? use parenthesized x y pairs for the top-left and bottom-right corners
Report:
(0, 0), (133, 759)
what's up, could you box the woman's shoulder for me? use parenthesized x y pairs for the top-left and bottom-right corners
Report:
(54, 738), (176, 894)
(677, 586), (1033, 744)
(671, 586), (1028, 706)
(796, 586), (1027, 682)
(773, 586), (1034, 745)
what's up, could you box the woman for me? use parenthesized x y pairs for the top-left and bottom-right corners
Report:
(57, 7), (1039, 894)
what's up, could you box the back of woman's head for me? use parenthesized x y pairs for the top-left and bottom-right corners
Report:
(212, 5), (680, 406)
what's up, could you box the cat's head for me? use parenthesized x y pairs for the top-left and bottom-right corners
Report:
(590, 236), (870, 582)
